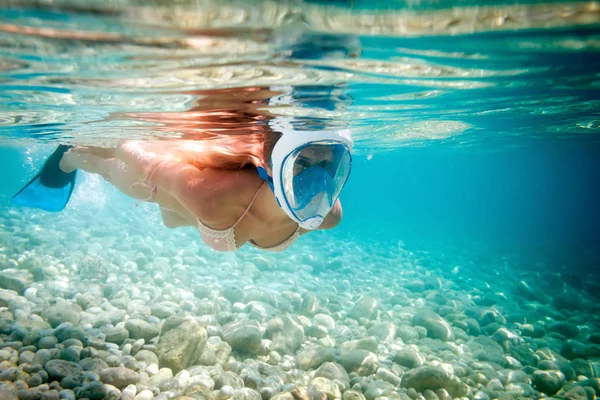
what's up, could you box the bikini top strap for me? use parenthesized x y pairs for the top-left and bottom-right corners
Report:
(232, 181), (264, 228)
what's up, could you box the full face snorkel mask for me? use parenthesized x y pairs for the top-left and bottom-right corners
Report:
(258, 128), (353, 230)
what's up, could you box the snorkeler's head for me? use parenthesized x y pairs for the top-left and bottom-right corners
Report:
(258, 126), (352, 230)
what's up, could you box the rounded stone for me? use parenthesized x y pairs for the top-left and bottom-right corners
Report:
(42, 306), (81, 328)
(343, 390), (366, 400)
(105, 327), (129, 345)
(520, 324), (545, 338)
(59, 347), (80, 363)
(134, 389), (154, 400)
(268, 351), (282, 365)
(122, 384), (137, 400)
(406, 279), (425, 292)
(393, 350), (422, 369)
(309, 377), (342, 399)
(336, 350), (378, 376)
(400, 366), (468, 398)
(300, 293), (319, 317)
(25, 371), (44, 387)
(297, 346), (335, 370)
(214, 372), (244, 390)
(100, 367), (140, 389)
(59, 390), (76, 400)
(19, 350), (36, 365)
(79, 357), (109, 376)
(156, 318), (208, 373)
(44, 360), (83, 381)
(533, 370), (565, 396)
(76, 381), (108, 400)
(221, 285), (244, 303)
(231, 387), (262, 400)
(349, 296), (378, 320)
(315, 362), (350, 390)
(305, 325), (328, 339)
(38, 336), (59, 349)
(221, 320), (262, 354)
(314, 314), (335, 330)
(412, 310), (453, 342)
(0, 367), (19, 382)
(548, 322), (579, 338)
(376, 367), (402, 386)
(124, 319), (159, 341)
(131, 339), (145, 355)
(134, 350), (159, 366)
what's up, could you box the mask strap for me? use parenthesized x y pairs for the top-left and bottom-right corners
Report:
(257, 167), (275, 193)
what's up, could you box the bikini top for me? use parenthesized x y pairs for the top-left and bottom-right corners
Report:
(196, 182), (300, 252)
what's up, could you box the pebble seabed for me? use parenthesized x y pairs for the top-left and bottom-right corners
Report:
(0, 201), (599, 400)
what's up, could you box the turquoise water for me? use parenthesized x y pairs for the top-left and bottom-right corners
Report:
(1, 1), (600, 400)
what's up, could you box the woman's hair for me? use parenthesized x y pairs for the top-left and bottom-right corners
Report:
(122, 86), (283, 170)
(173, 129), (281, 171)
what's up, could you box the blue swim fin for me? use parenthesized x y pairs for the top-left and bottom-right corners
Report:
(11, 145), (77, 212)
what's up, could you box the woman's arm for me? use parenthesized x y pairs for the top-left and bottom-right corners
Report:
(319, 199), (343, 230)
(160, 207), (193, 228)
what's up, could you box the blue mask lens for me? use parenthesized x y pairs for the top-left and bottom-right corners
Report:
(293, 166), (335, 210)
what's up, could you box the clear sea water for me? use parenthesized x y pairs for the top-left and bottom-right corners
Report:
(1, 1), (600, 398)
(2, 0), (599, 269)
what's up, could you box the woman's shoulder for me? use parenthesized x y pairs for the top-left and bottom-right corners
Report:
(169, 165), (258, 192)
(199, 168), (261, 195)
(175, 166), (262, 225)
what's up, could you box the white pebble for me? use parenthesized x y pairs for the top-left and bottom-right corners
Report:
(104, 384), (121, 399)
(260, 339), (272, 353)
(175, 369), (190, 380)
(281, 360), (294, 371)
(435, 389), (451, 400)
(106, 343), (119, 351)
(474, 391), (491, 400)
(158, 368), (174, 378)
(121, 384), (137, 400)
(146, 363), (159, 376)
(176, 370), (190, 387)
(487, 379), (504, 391)
(220, 385), (234, 398)
(13, 310), (28, 320)
(131, 338), (145, 354)
(232, 303), (245, 313)
(314, 314), (335, 330)
(269, 351), (282, 365)
(134, 389), (154, 400)
(207, 326), (220, 336)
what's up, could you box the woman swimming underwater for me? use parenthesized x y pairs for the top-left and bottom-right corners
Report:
(12, 113), (353, 253)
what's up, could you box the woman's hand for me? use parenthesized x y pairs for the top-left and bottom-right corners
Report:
(298, 199), (343, 235)
(320, 199), (343, 230)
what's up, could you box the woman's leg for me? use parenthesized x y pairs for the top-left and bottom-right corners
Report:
(59, 146), (116, 173)
(61, 144), (197, 221)
(68, 146), (116, 159)
(60, 150), (155, 200)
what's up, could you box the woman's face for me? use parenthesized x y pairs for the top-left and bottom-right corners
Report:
(293, 145), (334, 174)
